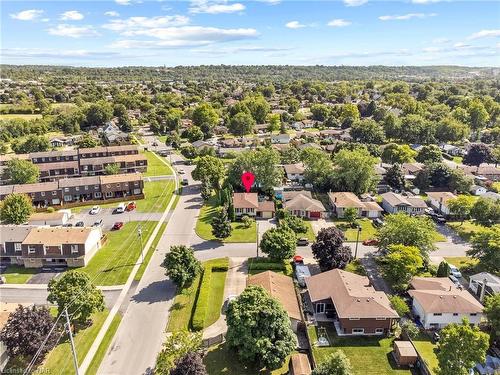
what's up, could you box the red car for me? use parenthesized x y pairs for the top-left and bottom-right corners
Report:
(112, 222), (124, 230)
(362, 239), (379, 246)
(126, 201), (136, 211)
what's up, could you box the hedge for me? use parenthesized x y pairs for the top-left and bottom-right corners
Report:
(248, 257), (293, 276)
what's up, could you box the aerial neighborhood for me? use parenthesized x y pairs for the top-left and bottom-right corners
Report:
(0, 16), (500, 375)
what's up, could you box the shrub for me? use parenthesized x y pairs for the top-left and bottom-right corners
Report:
(191, 267), (212, 331)
(46, 206), (55, 213)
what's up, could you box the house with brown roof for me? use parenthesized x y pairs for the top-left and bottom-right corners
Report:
(408, 277), (484, 329)
(426, 191), (457, 216)
(0, 225), (37, 265)
(305, 269), (399, 336)
(380, 192), (427, 215)
(232, 192), (275, 219)
(247, 271), (302, 331)
(283, 163), (305, 182)
(328, 192), (383, 219)
(283, 193), (326, 219)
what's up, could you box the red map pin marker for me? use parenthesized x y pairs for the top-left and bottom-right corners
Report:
(241, 172), (255, 193)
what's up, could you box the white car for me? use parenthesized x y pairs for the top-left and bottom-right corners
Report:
(448, 264), (462, 279)
(177, 169), (185, 174)
(89, 205), (101, 215)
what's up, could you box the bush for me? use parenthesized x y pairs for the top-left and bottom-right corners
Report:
(46, 207), (55, 213)
(205, 257), (229, 271)
(191, 267), (212, 331)
(442, 153), (454, 161)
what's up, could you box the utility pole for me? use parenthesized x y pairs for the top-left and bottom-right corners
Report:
(354, 225), (362, 259)
(256, 221), (259, 258)
(138, 226), (144, 263)
(64, 307), (80, 375)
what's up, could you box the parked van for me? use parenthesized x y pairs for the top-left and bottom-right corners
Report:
(115, 203), (126, 214)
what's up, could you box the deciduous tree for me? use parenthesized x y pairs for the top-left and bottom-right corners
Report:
(389, 295), (410, 317)
(470, 197), (500, 227)
(484, 294), (500, 339)
(170, 352), (207, 375)
(162, 245), (202, 287)
(447, 195), (474, 223)
(192, 156), (226, 190)
(260, 226), (296, 261)
(155, 331), (202, 374)
(312, 350), (352, 375)
(467, 227), (500, 274)
(0, 193), (33, 224)
(383, 245), (423, 291)
(3, 158), (40, 184)
(332, 148), (378, 195)
(311, 227), (352, 271)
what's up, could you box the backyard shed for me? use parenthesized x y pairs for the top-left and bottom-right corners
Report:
(289, 353), (311, 375)
(393, 341), (418, 366)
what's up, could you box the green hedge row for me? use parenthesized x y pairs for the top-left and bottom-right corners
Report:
(204, 257), (229, 271)
(191, 267), (212, 331)
(248, 258), (293, 277)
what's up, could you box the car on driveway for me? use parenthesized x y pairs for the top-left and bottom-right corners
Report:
(448, 264), (462, 278)
(112, 222), (124, 230)
(362, 239), (379, 246)
(297, 237), (309, 246)
(114, 203), (126, 214)
(177, 168), (185, 174)
(181, 178), (189, 186)
(92, 219), (103, 227)
(372, 218), (384, 228)
(75, 221), (84, 227)
(126, 201), (137, 211)
(89, 205), (101, 215)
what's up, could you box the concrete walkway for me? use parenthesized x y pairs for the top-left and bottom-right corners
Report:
(202, 257), (248, 340)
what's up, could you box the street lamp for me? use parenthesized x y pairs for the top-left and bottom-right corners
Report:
(138, 226), (144, 263)
(354, 225), (362, 259)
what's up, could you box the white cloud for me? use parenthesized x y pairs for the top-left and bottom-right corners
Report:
(285, 21), (306, 29)
(379, 13), (437, 21)
(115, 0), (132, 5)
(259, 0), (281, 4)
(10, 9), (43, 21)
(1, 48), (121, 60)
(189, 1), (245, 14)
(110, 26), (258, 48)
(343, 0), (368, 7)
(411, 0), (442, 3)
(327, 19), (351, 27)
(60, 11), (84, 21)
(432, 37), (450, 44)
(103, 15), (190, 31)
(48, 24), (100, 38)
(467, 29), (500, 40)
(104, 11), (120, 17)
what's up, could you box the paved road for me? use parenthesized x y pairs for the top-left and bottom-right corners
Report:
(72, 208), (164, 232)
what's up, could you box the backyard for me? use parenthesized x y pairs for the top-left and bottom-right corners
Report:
(412, 333), (438, 375)
(195, 196), (257, 243)
(308, 324), (411, 375)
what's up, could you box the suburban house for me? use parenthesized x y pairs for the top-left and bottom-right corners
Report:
(283, 193), (326, 219)
(483, 191), (500, 201)
(305, 269), (399, 336)
(11, 181), (63, 207)
(426, 191), (457, 216)
(271, 134), (291, 144)
(101, 122), (129, 144)
(408, 277), (484, 329)
(232, 193), (275, 219)
(380, 192), (427, 215)
(328, 192), (383, 219)
(20, 226), (103, 268)
(191, 140), (213, 152)
(441, 144), (465, 156)
(247, 271), (302, 332)
(27, 210), (71, 226)
(283, 163), (305, 182)
(470, 185), (487, 196)
(459, 164), (500, 182)
(0, 225), (38, 265)
(469, 272), (500, 301)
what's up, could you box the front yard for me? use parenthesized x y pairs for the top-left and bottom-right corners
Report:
(308, 324), (411, 375)
(1, 265), (38, 284)
(447, 221), (496, 241)
(195, 196), (257, 243)
(332, 219), (378, 242)
(443, 256), (480, 278)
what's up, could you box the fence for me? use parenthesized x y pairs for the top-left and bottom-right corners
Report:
(401, 331), (433, 375)
(202, 333), (224, 348)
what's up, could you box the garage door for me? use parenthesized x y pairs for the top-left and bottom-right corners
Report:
(310, 211), (320, 218)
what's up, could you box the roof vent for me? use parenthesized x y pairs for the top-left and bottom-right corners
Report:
(357, 299), (360, 302)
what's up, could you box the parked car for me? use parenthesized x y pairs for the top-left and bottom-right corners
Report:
(126, 201), (137, 211)
(112, 222), (124, 230)
(432, 214), (446, 224)
(448, 274), (460, 286)
(177, 168), (185, 174)
(89, 206), (101, 215)
(152, 141), (158, 146)
(75, 221), (84, 227)
(92, 219), (103, 227)
(62, 223), (73, 227)
(115, 203), (126, 214)
(362, 239), (379, 246)
(181, 178), (189, 186)
(372, 218), (384, 228)
(448, 264), (462, 278)
(297, 237), (309, 246)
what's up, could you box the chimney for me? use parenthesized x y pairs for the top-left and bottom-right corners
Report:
(449, 286), (452, 291)
(480, 278), (488, 303)
(334, 197), (337, 203)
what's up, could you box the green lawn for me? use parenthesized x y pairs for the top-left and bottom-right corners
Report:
(81, 221), (158, 285)
(444, 256), (480, 278)
(433, 231), (447, 242)
(1, 265), (38, 283)
(452, 156), (463, 164)
(333, 219), (378, 242)
(308, 325), (410, 375)
(142, 151), (173, 177)
(304, 220), (316, 241)
(134, 222), (167, 281)
(204, 343), (290, 375)
(203, 260), (229, 328)
(86, 313), (122, 375)
(447, 221), (495, 241)
(412, 333), (438, 375)
(345, 259), (367, 276)
(0, 113), (42, 120)
(195, 196), (257, 243)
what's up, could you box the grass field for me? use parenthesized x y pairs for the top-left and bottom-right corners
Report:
(447, 221), (495, 241)
(412, 333), (438, 375)
(142, 151), (173, 177)
(304, 220), (316, 241)
(0, 113), (42, 120)
(81, 221), (158, 285)
(134, 222), (167, 281)
(203, 265), (228, 328)
(195, 196), (257, 243)
(308, 324), (410, 375)
(333, 219), (378, 242)
(1, 265), (38, 283)
(86, 313), (122, 375)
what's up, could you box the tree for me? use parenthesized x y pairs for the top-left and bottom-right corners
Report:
(301, 147), (334, 191)
(104, 163), (120, 175)
(192, 156), (226, 190)
(280, 146), (301, 164)
(161, 245), (202, 287)
(340, 103), (360, 125)
(3, 158), (39, 184)
(200, 180), (212, 200)
(83, 101), (113, 128)
(281, 215), (307, 235)
(0, 193), (33, 224)
(437, 318), (489, 375)
(428, 163), (452, 188)
(388, 295), (410, 317)
(448, 169), (473, 194)
(377, 213), (437, 259)
(468, 99), (490, 134)
(312, 350), (352, 375)
(447, 195), (474, 223)
(192, 102), (219, 135)
(226, 285), (296, 370)
(311, 104), (331, 122)
(260, 226), (296, 261)
(118, 114), (133, 132)
(437, 261), (450, 277)
(484, 294), (500, 339)
(400, 319), (419, 339)
(184, 126), (204, 142)
(155, 331), (202, 374)
(266, 113), (280, 133)
(343, 207), (358, 227)
(350, 119), (385, 144)
(332, 148), (378, 195)
(244, 95), (270, 123)
(0, 305), (59, 362)
(383, 245), (423, 291)
(311, 227), (352, 271)
(211, 207), (232, 240)
(229, 112), (256, 136)
(170, 352), (207, 375)
(385, 164), (405, 190)
(416, 145), (442, 164)
(435, 117), (470, 143)
(470, 197), (500, 227)
(463, 143), (492, 167)
(78, 134), (99, 148)
(11, 134), (50, 154)
(467, 227), (500, 274)
(47, 271), (105, 323)
(381, 143), (416, 164)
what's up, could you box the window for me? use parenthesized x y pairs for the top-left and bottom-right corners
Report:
(14, 243), (21, 252)
(52, 191), (57, 196)
(433, 313), (442, 316)
(94, 192), (102, 198)
(375, 328), (384, 334)
(85, 186), (88, 190)
(76, 186), (79, 191)
(453, 313), (459, 316)
(376, 317), (387, 321)
(316, 304), (326, 314)
(41, 191), (45, 196)
(70, 245), (79, 254)
(94, 185), (99, 189)
(349, 318), (360, 321)
(28, 246), (36, 254)
(352, 328), (364, 334)
(65, 188), (70, 192)
(470, 313), (477, 316)
(105, 191), (113, 198)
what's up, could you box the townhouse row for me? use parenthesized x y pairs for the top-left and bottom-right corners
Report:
(0, 145), (147, 183)
(0, 173), (144, 207)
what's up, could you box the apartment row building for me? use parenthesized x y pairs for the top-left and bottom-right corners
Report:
(0, 145), (147, 183)
(0, 225), (103, 268)
(0, 173), (144, 207)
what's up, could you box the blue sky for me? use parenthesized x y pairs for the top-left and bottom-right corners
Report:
(2, 0), (499, 67)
